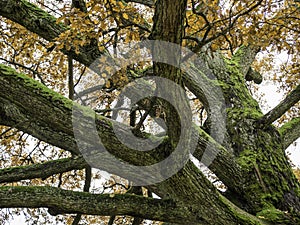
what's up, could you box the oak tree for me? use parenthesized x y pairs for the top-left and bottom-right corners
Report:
(0, 0), (300, 224)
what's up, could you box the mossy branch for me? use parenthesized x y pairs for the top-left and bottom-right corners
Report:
(257, 84), (300, 128)
(0, 186), (195, 224)
(193, 125), (245, 194)
(279, 117), (300, 149)
(0, 62), (281, 224)
(0, 157), (87, 183)
(245, 67), (263, 84)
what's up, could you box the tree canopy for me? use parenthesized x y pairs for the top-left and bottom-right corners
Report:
(0, 0), (300, 224)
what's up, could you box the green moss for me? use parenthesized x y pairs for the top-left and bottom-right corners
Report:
(219, 195), (266, 225)
(231, 45), (248, 64)
(0, 63), (74, 110)
(227, 108), (263, 121)
(232, 125), (298, 214)
(256, 207), (289, 223)
(237, 149), (257, 170)
(0, 63), (16, 74)
(222, 56), (262, 110)
(22, 0), (64, 26)
(279, 117), (300, 136)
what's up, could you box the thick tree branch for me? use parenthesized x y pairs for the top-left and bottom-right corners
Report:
(181, 55), (224, 109)
(193, 126), (244, 193)
(0, 186), (195, 224)
(0, 157), (86, 184)
(0, 64), (164, 178)
(245, 67), (263, 84)
(279, 117), (300, 149)
(147, 161), (266, 225)
(257, 84), (300, 128)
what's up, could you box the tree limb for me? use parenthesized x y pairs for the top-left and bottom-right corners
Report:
(193, 126), (244, 194)
(279, 117), (300, 149)
(257, 84), (300, 128)
(0, 63), (163, 177)
(72, 0), (87, 12)
(0, 186), (196, 224)
(245, 67), (263, 84)
(0, 157), (87, 183)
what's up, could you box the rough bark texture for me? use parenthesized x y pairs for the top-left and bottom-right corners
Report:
(150, 0), (187, 143)
(0, 157), (87, 183)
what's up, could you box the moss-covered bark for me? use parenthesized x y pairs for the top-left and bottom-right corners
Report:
(279, 117), (300, 149)
(218, 48), (300, 224)
(258, 84), (300, 129)
(0, 157), (87, 183)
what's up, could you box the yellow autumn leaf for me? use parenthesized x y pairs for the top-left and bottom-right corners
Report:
(123, 13), (129, 20)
